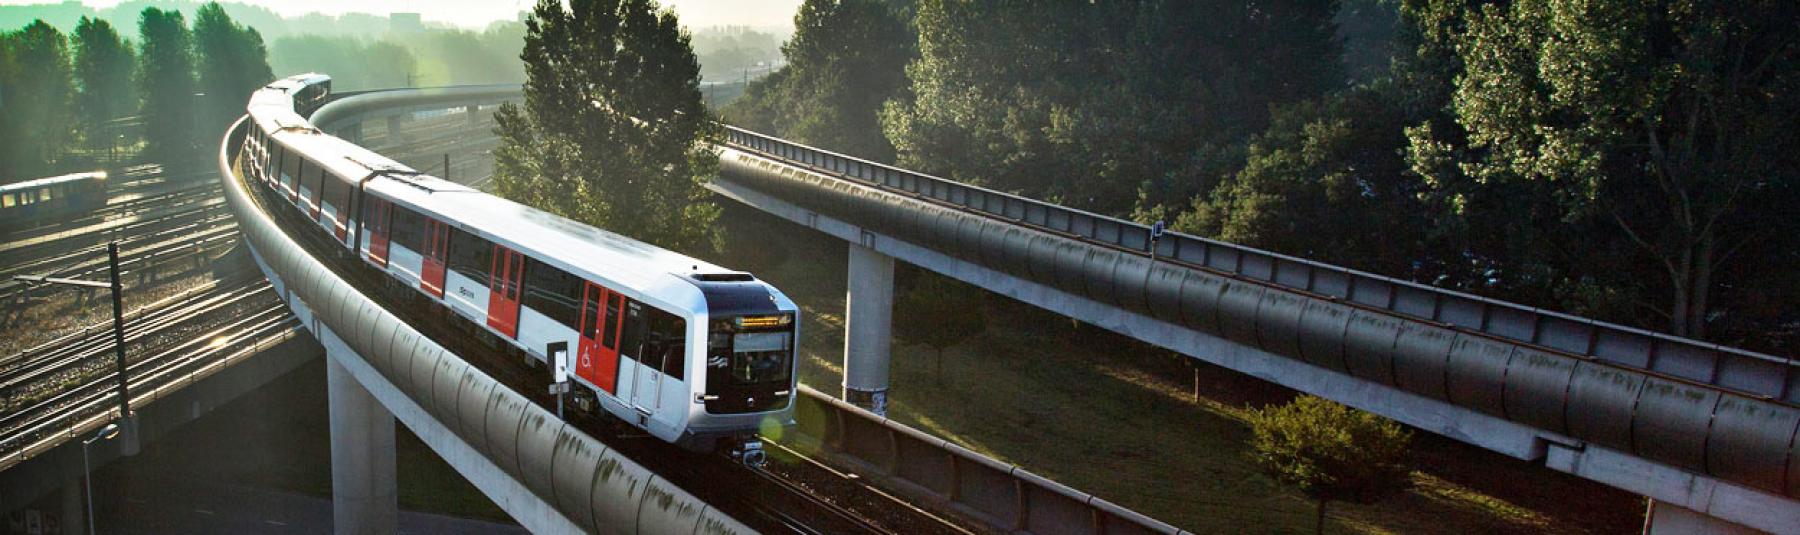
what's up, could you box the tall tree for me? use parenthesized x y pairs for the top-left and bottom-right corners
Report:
(723, 0), (915, 162)
(1406, 0), (1800, 338)
(1248, 396), (1413, 535)
(1180, 83), (1434, 279)
(490, 0), (719, 252)
(882, 0), (1344, 217)
(0, 20), (76, 177)
(193, 2), (271, 136)
(135, 7), (197, 163)
(72, 16), (135, 152)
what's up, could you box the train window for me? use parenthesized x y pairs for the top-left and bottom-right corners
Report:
(2, 194), (13, 208)
(389, 205), (423, 251)
(618, 301), (644, 362)
(580, 286), (600, 340)
(602, 292), (622, 349)
(522, 257), (580, 330)
(338, 175), (355, 223)
(309, 166), (326, 207)
(321, 171), (341, 211)
(446, 226), (492, 286)
(647, 310), (686, 380)
(729, 330), (791, 385)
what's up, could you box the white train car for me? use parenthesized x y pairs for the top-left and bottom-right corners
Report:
(241, 74), (797, 461)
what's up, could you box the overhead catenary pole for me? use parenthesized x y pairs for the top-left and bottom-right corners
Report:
(107, 241), (130, 418)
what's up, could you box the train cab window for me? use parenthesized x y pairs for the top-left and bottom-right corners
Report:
(389, 205), (423, 251)
(522, 257), (580, 329)
(709, 315), (793, 385)
(446, 226), (492, 286)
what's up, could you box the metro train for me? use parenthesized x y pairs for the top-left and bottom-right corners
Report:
(0, 171), (108, 231)
(241, 73), (798, 463)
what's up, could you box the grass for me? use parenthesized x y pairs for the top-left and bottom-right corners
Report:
(706, 203), (1643, 534)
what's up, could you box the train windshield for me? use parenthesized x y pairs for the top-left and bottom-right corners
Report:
(730, 331), (791, 384)
(707, 314), (793, 385)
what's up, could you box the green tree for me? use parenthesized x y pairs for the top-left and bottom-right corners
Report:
(135, 7), (197, 162)
(893, 271), (986, 380)
(193, 2), (271, 136)
(1406, 0), (1800, 338)
(1180, 84), (1433, 278)
(1247, 396), (1413, 535)
(723, 0), (915, 162)
(882, 0), (1343, 216)
(0, 21), (75, 177)
(72, 16), (135, 153)
(490, 0), (718, 252)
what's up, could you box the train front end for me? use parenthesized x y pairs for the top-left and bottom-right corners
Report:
(682, 275), (801, 465)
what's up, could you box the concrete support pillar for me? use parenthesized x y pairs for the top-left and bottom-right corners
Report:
(843, 242), (894, 415)
(385, 116), (405, 145)
(62, 476), (84, 535)
(1642, 500), (1762, 535)
(465, 105), (479, 127)
(327, 356), (397, 535)
(343, 123), (363, 145)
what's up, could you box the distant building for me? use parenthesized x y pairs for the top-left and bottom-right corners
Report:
(390, 12), (423, 33)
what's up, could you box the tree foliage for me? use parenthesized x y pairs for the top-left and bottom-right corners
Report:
(0, 20), (76, 177)
(134, 7), (197, 162)
(193, 2), (271, 136)
(894, 270), (986, 379)
(1406, 0), (1800, 339)
(723, 0), (915, 162)
(1180, 83), (1434, 278)
(491, 0), (719, 252)
(72, 16), (135, 151)
(881, 0), (1342, 216)
(1247, 395), (1413, 534)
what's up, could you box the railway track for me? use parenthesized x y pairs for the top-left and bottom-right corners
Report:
(0, 220), (240, 305)
(0, 302), (297, 458)
(0, 277), (268, 395)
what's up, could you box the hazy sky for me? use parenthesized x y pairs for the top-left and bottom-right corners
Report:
(1, 0), (805, 30)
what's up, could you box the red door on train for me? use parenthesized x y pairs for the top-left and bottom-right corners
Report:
(365, 199), (390, 267)
(420, 219), (448, 297)
(577, 283), (624, 394)
(486, 244), (524, 338)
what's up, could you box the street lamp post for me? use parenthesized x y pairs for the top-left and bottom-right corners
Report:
(15, 241), (132, 418)
(81, 422), (121, 535)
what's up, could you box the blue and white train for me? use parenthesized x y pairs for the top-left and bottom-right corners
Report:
(241, 73), (797, 463)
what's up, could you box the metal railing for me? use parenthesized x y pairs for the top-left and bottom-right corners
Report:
(793, 385), (1183, 535)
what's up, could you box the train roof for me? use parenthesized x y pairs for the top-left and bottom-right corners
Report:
(248, 73), (776, 318)
(366, 175), (743, 315)
(1, 171), (106, 193)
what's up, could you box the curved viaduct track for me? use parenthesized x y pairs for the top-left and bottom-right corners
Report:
(237, 94), (982, 534)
